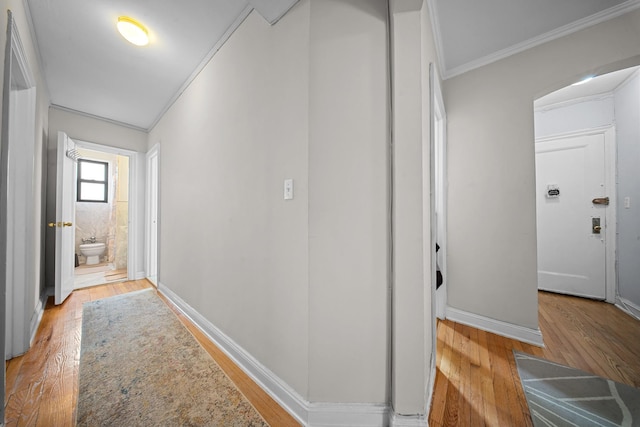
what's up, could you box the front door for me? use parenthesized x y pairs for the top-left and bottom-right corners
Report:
(535, 132), (608, 299)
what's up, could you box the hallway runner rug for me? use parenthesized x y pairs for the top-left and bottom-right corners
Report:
(76, 289), (268, 426)
(514, 351), (640, 427)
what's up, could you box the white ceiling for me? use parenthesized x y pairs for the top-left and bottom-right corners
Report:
(430, 0), (640, 78)
(535, 66), (640, 108)
(26, 0), (297, 130)
(25, 0), (640, 130)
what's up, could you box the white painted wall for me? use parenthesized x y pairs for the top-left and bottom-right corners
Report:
(46, 108), (148, 286)
(614, 71), (640, 308)
(150, 0), (392, 409)
(444, 10), (640, 330)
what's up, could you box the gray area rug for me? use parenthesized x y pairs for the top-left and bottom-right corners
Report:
(76, 289), (268, 426)
(514, 351), (640, 427)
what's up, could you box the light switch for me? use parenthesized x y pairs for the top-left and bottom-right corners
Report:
(284, 179), (294, 200)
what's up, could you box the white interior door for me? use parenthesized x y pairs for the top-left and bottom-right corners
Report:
(535, 133), (608, 299)
(54, 131), (76, 304)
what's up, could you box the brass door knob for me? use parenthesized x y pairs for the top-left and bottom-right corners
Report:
(48, 222), (56, 228)
(63, 222), (73, 227)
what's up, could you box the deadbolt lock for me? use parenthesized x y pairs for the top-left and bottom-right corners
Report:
(592, 217), (601, 234)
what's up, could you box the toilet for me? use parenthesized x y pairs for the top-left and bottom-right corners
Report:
(79, 242), (106, 265)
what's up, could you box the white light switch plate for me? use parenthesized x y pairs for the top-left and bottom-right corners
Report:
(284, 179), (294, 200)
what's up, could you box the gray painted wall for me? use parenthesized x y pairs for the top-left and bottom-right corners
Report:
(151, 2), (312, 398)
(445, 10), (640, 330)
(614, 71), (640, 308)
(307, 0), (389, 403)
(149, 0), (393, 407)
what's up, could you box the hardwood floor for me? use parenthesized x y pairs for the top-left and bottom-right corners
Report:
(4, 280), (299, 427)
(6, 284), (639, 427)
(428, 291), (640, 427)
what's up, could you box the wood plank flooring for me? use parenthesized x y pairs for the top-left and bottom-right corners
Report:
(4, 280), (299, 427)
(428, 291), (640, 427)
(6, 284), (639, 427)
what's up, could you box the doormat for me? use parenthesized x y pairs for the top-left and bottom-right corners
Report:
(514, 351), (640, 427)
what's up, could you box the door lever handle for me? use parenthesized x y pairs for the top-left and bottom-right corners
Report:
(592, 197), (609, 205)
(48, 222), (73, 227)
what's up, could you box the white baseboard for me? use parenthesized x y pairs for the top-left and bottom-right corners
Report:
(308, 403), (389, 426)
(157, 283), (307, 424)
(446, 307), (544, 347)
(615, 296), (640, 321)
(29, 291), (47, 346)
(389, 413), (428, 426)
(158, 282), (395, 426)
(135, 271), (146, 280)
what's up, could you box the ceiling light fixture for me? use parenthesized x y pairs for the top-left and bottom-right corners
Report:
(117, 16), (149, 46)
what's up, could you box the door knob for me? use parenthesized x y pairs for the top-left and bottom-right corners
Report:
(63, 222), (73, 227)
(48, 222), (56, 228)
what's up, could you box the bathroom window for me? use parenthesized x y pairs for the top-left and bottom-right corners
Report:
(77, 159), (108, 203)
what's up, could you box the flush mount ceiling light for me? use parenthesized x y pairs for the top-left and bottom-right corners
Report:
(117, 16), (149, 46)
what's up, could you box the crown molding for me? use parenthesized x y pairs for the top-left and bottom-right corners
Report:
(443, 0), (640, 79)
(50, 104), (148, 133)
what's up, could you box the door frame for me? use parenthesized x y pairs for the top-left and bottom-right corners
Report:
(145, 143), (159, 285)
(2, 11), (38, 360)
(432, 67), (447, 320)
(535, 125), (616, 303)
(73, 140), (139, 282)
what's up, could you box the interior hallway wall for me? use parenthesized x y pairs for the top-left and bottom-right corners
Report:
(614, 70), (640, 310)
(150, 1), (312, 400)
(307, 0), (388, 404)
(444, 10), (640, 330)
(149, 0), (392, 410)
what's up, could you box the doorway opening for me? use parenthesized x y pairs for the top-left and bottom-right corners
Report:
(73, 147), (130, 288)
(534, 66), (640, 316)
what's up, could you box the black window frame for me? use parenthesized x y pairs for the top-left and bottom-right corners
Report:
(77, 159), (109, 203)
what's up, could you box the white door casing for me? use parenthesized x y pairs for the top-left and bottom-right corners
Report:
(146, 144), (159, 286)
(4, 12), (38, 359)
(535, 128), (616, 300)
(54, 132), (76, 305)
